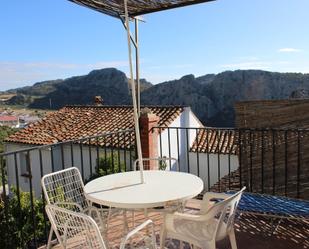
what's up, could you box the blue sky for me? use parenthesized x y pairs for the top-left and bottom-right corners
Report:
(1, 0), (309, 90)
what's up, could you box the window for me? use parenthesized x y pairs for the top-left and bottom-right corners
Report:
(20, 152), (30, 177)
(52, 146), (63, 171)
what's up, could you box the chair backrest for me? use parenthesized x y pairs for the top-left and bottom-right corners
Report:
(134, 157), (179, 171)
(41, 167), (89, 209)
(205, 187), (246, 240)
(45, 204), (107, 249)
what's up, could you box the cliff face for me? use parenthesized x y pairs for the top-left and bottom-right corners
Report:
(141, 74), (214, 126)
(141, 70), (309, 127)
(29, 68), (131, 109)
(201, 70), (309, 126)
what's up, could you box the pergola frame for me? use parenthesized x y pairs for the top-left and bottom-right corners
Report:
(68, 0), (215, 18)
(67, 0), (216, 183)
(119, 16), (142, 116)
(123, 0), (144, 182)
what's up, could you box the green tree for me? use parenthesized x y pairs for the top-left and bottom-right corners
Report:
(0, 126), (18, 153)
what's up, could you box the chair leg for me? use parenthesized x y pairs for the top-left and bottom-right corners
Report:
(151, 224), (157, 249)
(270, 217), (282, 236)
(46, 227), (53, 249)
(204, 240), (216, 249)
(180, 241), (184, 249)
(132, 210), (135, 227)
(228, 228), (238, 249)
(160, 228), (166, 249)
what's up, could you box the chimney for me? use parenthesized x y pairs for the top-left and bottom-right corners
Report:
(94, 96), (103, 106)
(139, 107), (160, 170)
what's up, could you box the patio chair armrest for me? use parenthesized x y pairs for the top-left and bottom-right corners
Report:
(203, 192), (232, 203)
(168, 211), (207, 222)
(120, 219), (155, 249)
(185, 198), (203, 210)
(54, 202), (83, 212)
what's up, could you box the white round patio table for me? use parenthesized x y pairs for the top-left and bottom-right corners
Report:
(84, 170), (204, 209)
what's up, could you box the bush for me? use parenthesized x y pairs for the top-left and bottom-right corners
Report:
(0, 126), (18, 153)
(0, 188), (47, 249)
(87, 153), (126, 182)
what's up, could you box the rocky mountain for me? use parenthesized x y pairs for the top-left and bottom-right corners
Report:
(2, 69), (309, 127)
(29, 68), (133, 109)
(202, 70), (309, 126)
(6, 79), (63, 96)
(4, 68), (152, 109)
(142, 70), (309, 127)
(141, 74), (214, 126)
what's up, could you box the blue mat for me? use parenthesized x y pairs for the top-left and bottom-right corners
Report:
(235, 192), (309, 218)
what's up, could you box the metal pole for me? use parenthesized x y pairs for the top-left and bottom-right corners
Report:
(123, 0), (144, 183)
(135, 18), (141, 116)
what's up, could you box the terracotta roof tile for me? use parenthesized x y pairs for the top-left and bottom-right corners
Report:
(0, 115), (18, 122)
(190, 129), (238, 155)
(6, 105), (184, 148)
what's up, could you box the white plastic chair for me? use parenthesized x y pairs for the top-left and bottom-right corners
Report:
(160, 187), (246, 249)
(41, 167), (106, 248)
(46, 204), (156, 249)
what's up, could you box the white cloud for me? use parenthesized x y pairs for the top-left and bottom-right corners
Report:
(278, 48), (302, 53)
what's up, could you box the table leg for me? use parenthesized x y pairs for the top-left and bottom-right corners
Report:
(123, 210), (129, 235)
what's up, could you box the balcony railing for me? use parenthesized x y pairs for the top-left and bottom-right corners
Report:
(1, 127), (309, 248)
(0, 129), (135, 248)
(153, 127), (309, 199)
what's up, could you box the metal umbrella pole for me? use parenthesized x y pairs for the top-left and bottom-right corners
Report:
(123, 0), (144, 183)
(135, 18), (141, 116)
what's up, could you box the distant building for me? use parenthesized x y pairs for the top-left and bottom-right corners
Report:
(0, 115), (19, 127)
(5, 105), (203, 196)
(18, 115), (41, 128)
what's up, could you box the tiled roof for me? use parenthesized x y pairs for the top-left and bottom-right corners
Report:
(190, 129), (238, 155)
(0, 115), (18, 122)
(6, 105), (184, 147)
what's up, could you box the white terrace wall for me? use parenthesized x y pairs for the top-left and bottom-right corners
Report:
(5, 143), (134, 198)
(158, 107), (203, 171)
(188, 152), (239, 191)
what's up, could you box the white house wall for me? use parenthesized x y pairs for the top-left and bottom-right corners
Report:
(6, 108), (215, 197)
(61, 145), (134, 180)
(5, 143), (134, 197)
(188, 152), (239, 191)
(158, 107), (203, 171)
(6, 143), (53, 199)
